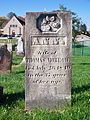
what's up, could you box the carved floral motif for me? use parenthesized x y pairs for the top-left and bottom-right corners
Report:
(40, 15), (61, 32)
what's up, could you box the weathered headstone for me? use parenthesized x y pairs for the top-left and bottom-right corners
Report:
(7, 42), (12, 52)
(25, 12), (72, 110)
(0, 45), (12, 73)
(16, 37), (24, 56)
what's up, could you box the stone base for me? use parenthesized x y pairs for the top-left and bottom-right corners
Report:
(25, 98), (71, 110)
(0, 86), (3, 101)
(25, 94), (71, 110)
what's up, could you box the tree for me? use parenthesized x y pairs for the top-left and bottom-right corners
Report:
(88, 29), (90, 34)
(59, 4), (67, 11)
(0, 16), (9, 29)
(7, 12), (17, 19)
(72, 15), (81, 42)
(80, 24), (87, 32)
(54, 5), (87, 42)
(59, 4), (81, 42)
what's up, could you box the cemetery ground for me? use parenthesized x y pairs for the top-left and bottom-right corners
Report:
(0, 53), (89, 120)
(0, 39), (18, 45)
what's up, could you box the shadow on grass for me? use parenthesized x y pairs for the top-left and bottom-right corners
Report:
(0, 90), (25, 106)
(80, 63), (90, 65)
(0, 84), (89, 107)
(13, 57), (23, 60)
(12, 63), (20, 65)
(14, 70), (25, 74)
(72, 84), (90, 94)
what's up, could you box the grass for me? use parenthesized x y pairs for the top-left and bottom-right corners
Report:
(0, 39), (18, 45)
(0, 54), (90, 120)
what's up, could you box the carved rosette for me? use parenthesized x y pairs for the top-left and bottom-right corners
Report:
(37, 14), (62, 33)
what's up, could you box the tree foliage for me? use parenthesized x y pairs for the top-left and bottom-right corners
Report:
(58, 5), (86, 42)
(0, 16), (9, 29)
(80, 24), (87, 32)
(72, 15), (81, 42)
(88, 29), (90, 34)
(59, 4), (67, 11)
(7, 12), (17, 19)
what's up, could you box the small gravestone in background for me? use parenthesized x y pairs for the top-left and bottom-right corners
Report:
(20, 57), (26, 65)
(0, 43), (5, 46)
(7, 40), (12, 52)
(0, 45), (12, 74)
(25, 12), (72, 110)
(16, 37), (24, 57)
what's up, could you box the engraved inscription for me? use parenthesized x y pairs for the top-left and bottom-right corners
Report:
(26, 55), (71, 85)
(26, 57), (70, 63)
(31, 36), (67, 46)
(26, 65), (71, 71)
(26, 35), (71, 85)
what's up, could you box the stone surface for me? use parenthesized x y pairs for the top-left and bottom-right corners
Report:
(20, 57), (26, 65)
(16, 37), (24, 56)
(7, 42), (12, 52)
(25, 12), (72, 110)
(0, 43), (5, 46)
(0, 45), (12, 74)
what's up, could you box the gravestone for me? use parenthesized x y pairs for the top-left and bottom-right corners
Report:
(25, 12), (72, 110)
(20, 57), (26, 65)
(0, 43), (5, 46)
(16, 37), (24, 56)
(7, 42), (12, 52)
(0, 45), (12, 73)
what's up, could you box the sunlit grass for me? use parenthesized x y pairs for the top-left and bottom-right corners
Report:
(0, 55), (89, 120)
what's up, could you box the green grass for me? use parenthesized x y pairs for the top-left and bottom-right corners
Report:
(0, 39), (18, 45)
(12, 51), (24, 65)
(0, 54), (90, 120)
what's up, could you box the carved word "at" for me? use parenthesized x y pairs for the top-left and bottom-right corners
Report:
(31, 36), (67, 46)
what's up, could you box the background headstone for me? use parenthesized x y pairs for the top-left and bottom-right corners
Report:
(0, 45), (12, 74)
(20, 57), (26, 65)
(25, 12), (72, 110)
(16, 37), (24, 56)
(0, 43), (5, 46)
(7, 42), (12, 52)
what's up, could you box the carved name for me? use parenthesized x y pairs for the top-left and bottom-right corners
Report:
(26, 57), (70, 63)
(30, 36), (67, 46)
